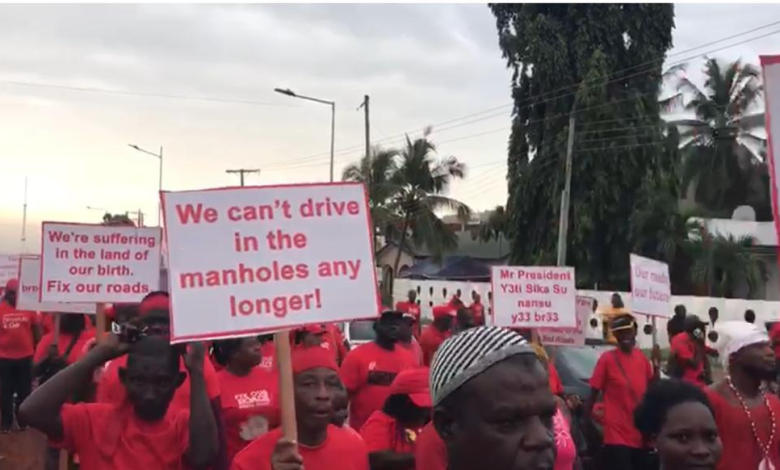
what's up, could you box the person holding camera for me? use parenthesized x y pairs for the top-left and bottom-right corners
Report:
(19, 334), (219, 470)
(669, 315), (717, 388)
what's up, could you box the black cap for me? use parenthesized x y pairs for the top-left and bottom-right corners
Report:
(684, 314), (708, 331)
(610, 314), (636, 332)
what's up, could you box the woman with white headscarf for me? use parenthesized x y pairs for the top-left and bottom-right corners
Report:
(706, 321), (780, 470)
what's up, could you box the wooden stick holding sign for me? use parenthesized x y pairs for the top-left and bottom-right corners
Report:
(53, 313), (61, 344)
(275, 330), (298, 442)
(95, 303), (106, 343)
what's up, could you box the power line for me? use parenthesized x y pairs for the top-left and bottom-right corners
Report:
(0, 80), (297, 107)
(265, 19), (780, 170)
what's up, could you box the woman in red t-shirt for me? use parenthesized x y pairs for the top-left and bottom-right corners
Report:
(360, 368), (431, 470)
(213, 335), (280, 464)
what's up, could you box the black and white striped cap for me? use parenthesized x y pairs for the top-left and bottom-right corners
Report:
(430, 326), (532, 406)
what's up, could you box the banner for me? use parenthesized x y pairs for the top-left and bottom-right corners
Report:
(762, 56), (780, 277)
(161, 182), (380, 343)
(40, 223), (162, 303)
(629, 254), (671, 318)
(538, 295), (592, 346)
(490, 266), (576, 328)
(17, 257), (95, 314)
(0, 254), (20, 290)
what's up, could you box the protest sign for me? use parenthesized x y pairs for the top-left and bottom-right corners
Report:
(0, 254), (20, 289)
(538, 296), (592, 346)
(17, 257), (95, 314)
(161, 182), (380, 343)
(762, 56), (780, 272)
(630, 254), (671, 318)
(490, 266), (576, 328)
(40, 223), (162, 303)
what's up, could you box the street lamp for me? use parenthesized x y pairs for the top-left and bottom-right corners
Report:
(274, 88), (336, 182)
(128, 144), (163, 226)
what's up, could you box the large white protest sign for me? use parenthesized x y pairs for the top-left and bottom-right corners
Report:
(538, 296), (592, 347)
(491, 266), (576, 328)
(0, 254), (20, 290)
(630, 254), (671, 318)
(40, 223), (162, 303)
(762, 56), (780, 263)
(161, 182), (380, 343)
(18, 257), (95, 314)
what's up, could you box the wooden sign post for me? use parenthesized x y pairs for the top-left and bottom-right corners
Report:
(95, 303), (106, 343)
(275, 330), (298, 442)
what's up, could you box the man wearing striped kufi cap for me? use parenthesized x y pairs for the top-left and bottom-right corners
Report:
(429, 326), (556, 470)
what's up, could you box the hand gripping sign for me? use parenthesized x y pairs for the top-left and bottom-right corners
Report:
(161, 182), (381, 343)
(491, 266), (577, 328)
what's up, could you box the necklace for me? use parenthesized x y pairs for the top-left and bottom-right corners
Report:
(727, 376), (777, 468)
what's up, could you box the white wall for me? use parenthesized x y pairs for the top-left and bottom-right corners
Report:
(393, 279), (780, 350)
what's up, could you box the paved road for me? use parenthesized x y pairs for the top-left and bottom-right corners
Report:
(0, 429), (46, 470)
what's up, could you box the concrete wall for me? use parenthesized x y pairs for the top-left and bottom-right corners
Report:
(393, 278), (780, 350)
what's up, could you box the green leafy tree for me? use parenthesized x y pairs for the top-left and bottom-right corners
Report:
(102, 212), (135, 227)
(491, 4), (675, 288)
(389, 130), (471, 276)
(475, 205), (508, 257)
(684, 227), (768, 298)
(663, 58), (767, 214)
(341, 146), (400, 249)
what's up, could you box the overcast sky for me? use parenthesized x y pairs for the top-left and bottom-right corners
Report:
(1, 3), (779, 254)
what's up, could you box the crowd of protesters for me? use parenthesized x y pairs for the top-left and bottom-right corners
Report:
(0, 278), (779, 470)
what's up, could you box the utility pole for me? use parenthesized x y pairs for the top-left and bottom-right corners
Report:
(21, 177), (28, 254)
(358, 95), (370, 159)
(226, 169), (260, 187)
(556, 111), (576, 267)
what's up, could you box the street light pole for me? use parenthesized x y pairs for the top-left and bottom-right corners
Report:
(128, 144), (163, 226)
(274, 88), (336, 182)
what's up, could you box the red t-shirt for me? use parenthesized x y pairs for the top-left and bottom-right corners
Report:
(360, 410), (421, 455)
(469, 302), (485, 326)
(706, 389), (780, 470)
(324, 324), (349, 364)
(396, 302), (422, 337)
(0, 301), (37, 359)
(590, 348), (652, 448)
(419, 326), (450, 367)
(33, 330), (96, 365)
(340, 342), (417, 431)
(670, 333), (705, 387)
(217, 367), (281, 463)
(414, 422), (446, 470)
(399, 339), (424, 367)
(230, 425), (369, 470)
(55, 402), (190, 470)
(96, 353), (221, 412)
(548, 361), (564, 395)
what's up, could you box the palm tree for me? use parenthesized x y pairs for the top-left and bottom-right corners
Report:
(389, 129), (471, 277)
(341, 146), (400, 249)
(685, 227), (768, 298)
(475, 206), (508, 257)
(662, 58), (766, 213)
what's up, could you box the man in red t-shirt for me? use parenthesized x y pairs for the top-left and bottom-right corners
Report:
(706, 321), (780, 470)
(361, 367), (431, 470)
(419, 306), (454, 366)
(670, 315), (714, 388)
(0, 278), (40, 432)
(340, 311), (418, 431)
(231, 347), (369, 470)
(398, 313), (423, 366)
(396, 290), (421, 338)
(95, 291), (227, 468)
(585, 314), (655, 470)
(468, 292), (485, 326)
(19, 334), (219, 470)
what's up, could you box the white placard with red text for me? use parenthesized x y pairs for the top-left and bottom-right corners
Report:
(630, 254), (671, 318)
(538, 296), (592, 346)
(40, 223), (162, 303)
(0, 254), (20, 290)
(762, 56), (780, 274)
(490, 266), (576, 328)
(161, 183), (380, 343)
(18, 257), (95, 314)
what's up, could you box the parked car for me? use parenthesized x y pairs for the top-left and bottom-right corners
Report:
(343, 319), (376, 349)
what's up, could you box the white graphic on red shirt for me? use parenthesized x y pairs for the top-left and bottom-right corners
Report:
(368, 361), (376, 371)
(239, 415), (269, 442)
(2, 314), (29, 330)
(235, 389), (271, 409)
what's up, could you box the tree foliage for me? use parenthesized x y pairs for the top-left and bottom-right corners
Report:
(663, 58), (769, 216)
(490, 4), (676, 289)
